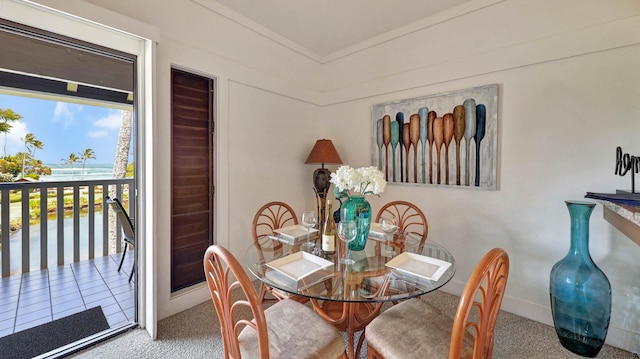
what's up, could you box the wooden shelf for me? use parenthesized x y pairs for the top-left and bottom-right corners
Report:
(600, 201), (640, 246)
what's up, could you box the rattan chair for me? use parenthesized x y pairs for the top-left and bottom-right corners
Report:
(374, 201), (428, 255)
(252, 201), (308, 304)
(365, 248), (510, 359)
(204, 245), (347, 359)
(105, 196), (135, 282)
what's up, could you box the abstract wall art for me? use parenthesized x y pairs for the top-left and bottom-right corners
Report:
(371, 84), (498, 190)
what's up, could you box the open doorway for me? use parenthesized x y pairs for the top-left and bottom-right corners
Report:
(0, 18), (138, 356)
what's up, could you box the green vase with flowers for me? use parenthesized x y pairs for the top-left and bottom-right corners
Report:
(330, 165), (386, 251)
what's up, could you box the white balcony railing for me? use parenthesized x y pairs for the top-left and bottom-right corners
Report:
(0, 178), (134, 277)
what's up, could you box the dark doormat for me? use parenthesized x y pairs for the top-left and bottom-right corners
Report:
(0, 306), (109, 359)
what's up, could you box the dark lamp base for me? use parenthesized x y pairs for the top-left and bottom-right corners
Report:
(313, 167), (331, 229)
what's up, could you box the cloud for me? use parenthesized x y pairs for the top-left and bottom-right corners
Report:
(87, 130), (109, 138)
(94, 110), (124, 130)
(2, 121), (29, 155)
(85, 109), (124, 139)
(53, 102), (82, 127)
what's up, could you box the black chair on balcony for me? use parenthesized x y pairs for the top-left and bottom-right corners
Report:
(105, 196), (135, 282)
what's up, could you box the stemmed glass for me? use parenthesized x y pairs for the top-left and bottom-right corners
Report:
(301, 211), (317, 252)
(338, 220), (357, 264)
(380, 216), (398, 257)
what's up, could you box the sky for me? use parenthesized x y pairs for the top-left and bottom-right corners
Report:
(0, 94), (126, 165)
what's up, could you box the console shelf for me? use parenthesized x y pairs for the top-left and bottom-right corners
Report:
(600, 201), (640, 246)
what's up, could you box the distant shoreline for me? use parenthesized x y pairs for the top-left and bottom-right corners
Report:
(40, 163), (115, 182)
(43, 163), (114, 167)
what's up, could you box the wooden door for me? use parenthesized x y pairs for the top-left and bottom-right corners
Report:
(170, 68), (214, 292)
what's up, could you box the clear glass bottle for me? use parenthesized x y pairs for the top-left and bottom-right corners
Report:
(322, 199), (336, 255)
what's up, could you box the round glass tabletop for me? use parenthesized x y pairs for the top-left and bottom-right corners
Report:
(246, 234), (456, 303)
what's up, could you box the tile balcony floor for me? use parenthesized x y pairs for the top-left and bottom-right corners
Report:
(0, 252), (135, 338)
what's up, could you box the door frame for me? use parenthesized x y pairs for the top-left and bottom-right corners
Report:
(0, 0), (160, 339)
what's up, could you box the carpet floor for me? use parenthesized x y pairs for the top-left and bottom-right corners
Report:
(70, 289), (638, 359)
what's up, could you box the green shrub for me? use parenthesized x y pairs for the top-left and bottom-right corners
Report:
(0, 172), (14, 182)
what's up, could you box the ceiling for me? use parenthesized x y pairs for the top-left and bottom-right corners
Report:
(212, 0), (473, 58)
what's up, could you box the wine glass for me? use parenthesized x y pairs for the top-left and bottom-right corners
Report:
(380, 216), (398, 257)
(338, 220), (357, 264)
(301, 211), (317, 252)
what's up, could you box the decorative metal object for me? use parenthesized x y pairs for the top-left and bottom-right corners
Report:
(615, 146), (638, 193)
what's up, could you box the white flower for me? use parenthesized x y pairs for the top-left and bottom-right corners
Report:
(330, 165), (386, 196)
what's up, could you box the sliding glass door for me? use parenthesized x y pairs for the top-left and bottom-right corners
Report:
(0, 16), (138, 356)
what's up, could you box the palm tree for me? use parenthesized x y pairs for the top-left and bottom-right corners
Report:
(109, 110), (132, 254)
(24, 134), (44, 178)
(0, 108), (22, 157)
(62, 153), (79, 180)
(78, 148), (96, 180)
(31, 139), (44, 158)
(112, 111), (132, 179)
(21, 133), (37, 177)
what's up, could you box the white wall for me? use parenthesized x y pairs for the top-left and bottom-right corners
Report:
(22, 0), (640, 352)
(321, 0), (640, 352)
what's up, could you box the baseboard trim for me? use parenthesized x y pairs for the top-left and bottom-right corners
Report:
(439, 281), (639, 354)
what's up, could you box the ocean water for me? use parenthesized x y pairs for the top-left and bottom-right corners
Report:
(40, 163), (114, 182)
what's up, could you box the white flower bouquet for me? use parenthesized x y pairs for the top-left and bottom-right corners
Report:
(330, 165), (386, 196)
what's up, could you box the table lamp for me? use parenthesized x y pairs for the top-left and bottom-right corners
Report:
(305, 139), (342, 229)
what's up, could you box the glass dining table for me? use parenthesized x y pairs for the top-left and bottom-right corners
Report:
(246, 233), (456, 359)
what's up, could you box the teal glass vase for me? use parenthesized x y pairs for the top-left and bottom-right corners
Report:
(340, 194), (371, 251)
(549, 200), (611, 358)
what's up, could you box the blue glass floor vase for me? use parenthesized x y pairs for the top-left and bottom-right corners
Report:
(549, 200), (611, 358)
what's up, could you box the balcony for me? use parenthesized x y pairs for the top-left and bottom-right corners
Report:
(0, 179), (135, 338)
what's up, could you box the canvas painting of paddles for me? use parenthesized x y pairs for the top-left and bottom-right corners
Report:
(371, 84), (498, 190)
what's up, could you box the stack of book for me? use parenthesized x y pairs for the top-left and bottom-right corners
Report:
(585, 192), (640, 207)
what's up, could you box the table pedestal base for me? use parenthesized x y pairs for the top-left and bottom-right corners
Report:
(311, 300), (384, 359)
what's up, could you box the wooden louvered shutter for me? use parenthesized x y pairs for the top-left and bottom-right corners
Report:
(170, 68), (214, 292)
